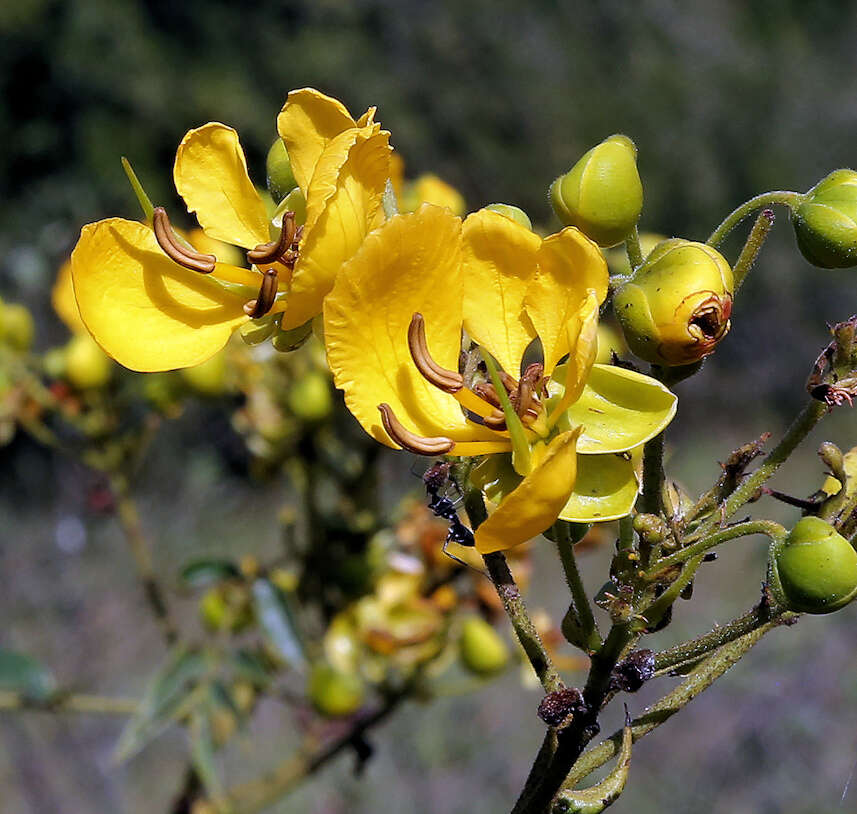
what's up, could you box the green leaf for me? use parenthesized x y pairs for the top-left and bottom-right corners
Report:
(0, 648), (57, 702)
(179, 559), (240, 589)
(189, 705), (224, 799)
(114, 646), (210, 763)
(230, 648), (276, 687)
(252, 579), (305, 670)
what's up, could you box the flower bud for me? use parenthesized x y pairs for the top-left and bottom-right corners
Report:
(307, 662), (365, 717)
(613, 239), (733, 366)
(485, 203), (533, 231)
(266, 138), (297, 204)
(64, 334), (112, 390)
(458, 617), (509, 676)
(288, 370), (333, 422)
(0, 302), (34, 351)
(792, 170), (857, 268)
(550, 134), (643, 247)
(181, 352), (229, 397)
(769, 516), (857, 614)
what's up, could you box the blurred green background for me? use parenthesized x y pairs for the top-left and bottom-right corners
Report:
(2, 1), (857, 812)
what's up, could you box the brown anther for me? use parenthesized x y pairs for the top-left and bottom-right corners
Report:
(483, 410), (507, 430)
(473, 382), (501, 408)
(243, 269), (280, 318)
(521, 362), (548, 397)
(408, 313), (465, 393)
(378, 403), (454, 455)
(247, 211), (296, 265)
(499, 370), (518, 394)
(152, 207), (216, 273)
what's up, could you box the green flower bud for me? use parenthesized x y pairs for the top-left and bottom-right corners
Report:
(1, 303), (34, 351)
(64, 334), (112, 390)
(613, 239), (733, 366)
(459, 617), (509, 676)
(266, 138), (297, 205)
(550, 134), (643, 247)
(288, 370), (333, 422)
(769, 516), (857, 614)
(307, 662), (365, 717)
(181, 352), (228, 397)
(486, 203), (533, 231)
(792, 170), (857, 268)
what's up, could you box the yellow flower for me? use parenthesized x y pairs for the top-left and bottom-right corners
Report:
(71, 89), (390, 372)
(324, 205), (677, 553)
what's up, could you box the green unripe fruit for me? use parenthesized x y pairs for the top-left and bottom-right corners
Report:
(288, 370), (333, 422)
(307, 663), (365, 717)
(459, 617), (509, 676)
(1, 303), (34, 351)
(486, 203), (533, 231)
(792, 170), (857, 268)
(550, 134), (643, 248)
(613, 239), (733, 366)
(770, 516), (857, 614)
(64, 334), (112, 389)
(181, 352), (228, 397)
(266, 138), (297, 205)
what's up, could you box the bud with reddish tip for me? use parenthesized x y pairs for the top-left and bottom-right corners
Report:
(613, 239), (733, 366)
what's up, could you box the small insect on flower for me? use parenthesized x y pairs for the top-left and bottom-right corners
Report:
(422, 462), (475, 566)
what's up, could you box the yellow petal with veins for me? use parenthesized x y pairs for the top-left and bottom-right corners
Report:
(52, 259), (86, 334)
(280, 127), (391, 330)
(277, 88), (360, 195)
(325, 205), (499, 448)
(475, 428), (581, 554)
(174, 123), (270, 250)
(71, 219), (248, 372)
(462, 208), (540, 377)
(525, 228), (608, 376)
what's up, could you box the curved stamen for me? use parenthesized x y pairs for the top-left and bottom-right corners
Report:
(378, 403), (454, 455)
(247, 211), (297, 265)
(408, 313), (464, 393)
(152, 207), (216, 273)
(243, 269), (279, 318)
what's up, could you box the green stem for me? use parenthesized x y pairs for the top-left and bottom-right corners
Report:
(646, 520), (786, 578)
(639, 429), (666, 519)
(555, 522), (601, 653)
(625, 226), (643, 270)
(564, 616), (786, 788)
(463, 489), (563, 694)
(617, 514), (634, 552)
(653, 602), (793, 675)
(693, 400), (827, 542)
(732, 208), (776, 293)
(707, 191), (801, 248)
(640, 556), (702, 630)
(0, 690), (138, 715)
(110, 473), (178, 645)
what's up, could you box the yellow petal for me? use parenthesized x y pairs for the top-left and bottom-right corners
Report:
(545, 292), (600, 424)
(557, 364), (678, 454)
(71, 219), (248, 372)
(475, 428), (581, 554)
(174, 123), (269, 249)
(324, 205), (491, 447)
(186, 227), (246, 268)
(52, 259), (86, 334)
(462, 208), (540, 376)
(277, 88), (359, 195)
(280, 128), (391, 330)
(525, 228), (608, 376)
(559, 453), (640, 522)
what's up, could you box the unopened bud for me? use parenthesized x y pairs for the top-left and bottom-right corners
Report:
(792, 170), (857, 268)
(307, 662), (365, 717)
(486, 203), (533, 231)
(266, 138), (297, 204)
(550, 134), (643, 247)
(1, 303), (34, 351)
(632, 513), (667, 545)
(769, 516), (857, 614)
(613, 239), (733, 366)
(64, 334), (112, 390)
(459, 617), (509, 676)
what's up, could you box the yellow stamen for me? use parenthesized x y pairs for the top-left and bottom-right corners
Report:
(152, 207), (216, 273)
(378, 403), (454, 455)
